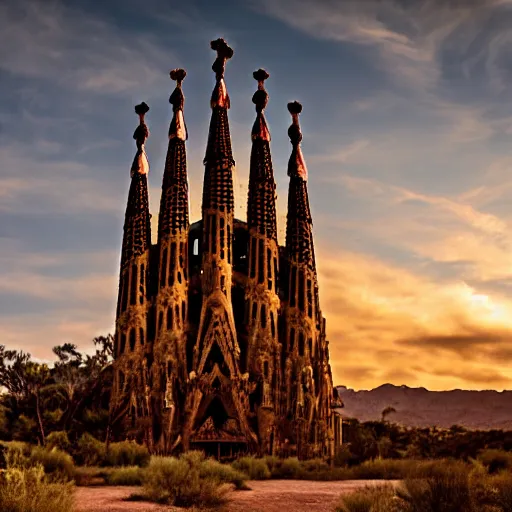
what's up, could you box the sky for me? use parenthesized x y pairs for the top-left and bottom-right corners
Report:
(2, 0), (512, 391)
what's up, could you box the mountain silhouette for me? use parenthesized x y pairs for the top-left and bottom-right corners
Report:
(337, 384), (512, 430)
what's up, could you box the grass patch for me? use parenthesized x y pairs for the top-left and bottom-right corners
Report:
(105, 440), (150, 467)
(232, 456), (271, 480)
(0, 462), (74, 512)
(106, 466), (144, 486)
(336, 484), (398, 512)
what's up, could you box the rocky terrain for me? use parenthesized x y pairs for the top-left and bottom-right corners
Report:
(337, 384), (512, 430)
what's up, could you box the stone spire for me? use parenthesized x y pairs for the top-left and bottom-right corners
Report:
(111, 103), (153, 448)
(120, 102), (152, 270)
(245, 69), (281, 454)
(185, 39), (257, 452)
(153, 70), (191, 452)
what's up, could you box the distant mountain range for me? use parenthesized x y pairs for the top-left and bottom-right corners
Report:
(336, 384), (512, 430)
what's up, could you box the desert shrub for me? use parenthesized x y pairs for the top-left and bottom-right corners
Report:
(271, 456), (303, 479)
(335, 444), (359, 467)
(105, 440), (150, 467)
(232, 456), (271, 480)
(0, 441), (31, 468)
(352, 459), (430, 480)
(141, 455), (232, 508)
(75, 433), (105, 466)
(336, 484), (399, 512)
(397, 460), (474, 512)
(478, 449), (512, 475)
(201, 458), (248, 489)
(29, 446), (75, 480)
(45, 431), (71, 453)
(264, 455), (280, 472)
(72, 465), (110, 486)
(106, 466), (143, 486)
(0, 463), (74, 512)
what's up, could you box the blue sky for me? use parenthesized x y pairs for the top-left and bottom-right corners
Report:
(2, 0), (512, 390)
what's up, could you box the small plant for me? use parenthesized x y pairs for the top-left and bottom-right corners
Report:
(45, 431), (71, 453)
(75, 433), (105, 466)
(478, 449), (512, 474)
(141, 454), (234, 507)
(29, 446), (75, 481)
(201, 458), (249, 489)
(336, 484), (399, 512)
(271, 456), (303, 479)
(106, 466), (143, 486)
(105, 440), (150, 467)
(232, 456), (271, 480)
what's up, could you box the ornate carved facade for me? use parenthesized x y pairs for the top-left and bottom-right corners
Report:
(110, 39), (343, 460)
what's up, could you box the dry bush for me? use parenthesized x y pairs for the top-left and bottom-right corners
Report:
(478, 450), (512, 475)
(336, 484), (400, 512)
(45, 431), (71, 453)
(104, 440), (150, 467)
(106, 465), (143, 486)
(29, 446), (75, 480)
(232, 456), (271, 480)
(200, 457), (249, 489)
(140, 455), (234, 507)
(0, 463), (74, 512)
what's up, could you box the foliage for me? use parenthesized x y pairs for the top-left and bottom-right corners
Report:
(232, 456), (271, 480)
(478, 449), (512, 474)
(74, 433), (106, 466)
(104, 440), (150, 467)
(0, 336), (113, 447)
(336, 485), (398, 512)
(29, 446), (75, 481)
(0, 457), (74, 512)
(140, 454), (234, 507)
(106, 466), (144, 486)
(200, 457), (249, 489)
(45, 431), (71, 452)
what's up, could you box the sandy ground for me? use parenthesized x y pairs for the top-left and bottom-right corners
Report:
(75, 480), (397, 512)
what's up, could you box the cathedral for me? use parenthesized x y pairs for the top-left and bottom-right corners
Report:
(109, 39), (343, 460)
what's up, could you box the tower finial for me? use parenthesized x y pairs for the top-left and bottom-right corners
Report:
(252, 69), (270, 141)
(210, 38), (233, 109)
(287, 101), (307, 180)
(131, 102), (150, 177)
(169, 68), (187, 141)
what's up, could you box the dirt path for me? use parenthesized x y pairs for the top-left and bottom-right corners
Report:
(75, 480), (397, 512)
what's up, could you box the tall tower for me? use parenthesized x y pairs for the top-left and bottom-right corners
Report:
(153, 69), (190, 452)
(282, 102), (324, 459)
(245, 69), (281, 454)
(111, 103), (153, 445)
(184, 39), (257, 452)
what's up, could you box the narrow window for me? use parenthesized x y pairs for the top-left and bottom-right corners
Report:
(175, 305), (180, 327)
(290, 328), (295, 351)
(211, 216), (217, 254)
(169, 243), (176, 286)
(167, 307), (173, 329)
(179, 242), (184, 269)
(158, 311), (164, 331)
(307, 279), (313, 318)
(308, 338), (313, 357)
(252, 302), (257, 320)
(273, 258), (278, 292)
(263, 361), (269, 379)
(130, 264), (137, 305)
(250, 237), (257, 278)
(261, 305), (267, 328)
(178, 271), (182, 284)
(119, 371), (125, 391)
(160, 248), (168, 288)
(129, 329), (136, 351)
(290, 267), (297, 307)
(182, 301), (186, 323)
(120, 282), (127, 313)
(140, 328), (145, 346)
(258, 239), (264, 284)
(299, 332), (305, 356)
(298, 270), (305, 312)
(120, 333), (126, 354)
(270, 312), (275, 338)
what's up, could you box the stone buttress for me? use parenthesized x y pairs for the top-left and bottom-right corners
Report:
(184, 39), (257, 451)
(111, 103), (154, 447)
(152, 69), (190, 453)
(245, 69), (281, 455)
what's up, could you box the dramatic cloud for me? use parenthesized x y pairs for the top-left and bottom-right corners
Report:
(2, 0), (512, 391)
